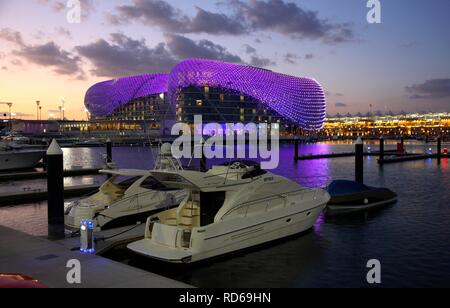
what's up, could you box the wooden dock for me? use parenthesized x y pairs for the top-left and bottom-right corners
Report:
(0, 225), (191, 288)
(0, 168), (103, 182)
(0, 184), (100, 206)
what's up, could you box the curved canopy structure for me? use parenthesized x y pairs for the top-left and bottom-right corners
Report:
(168, 59), (326, 130)
(85, 59), (326, 130)
(85, 74), (168, 117)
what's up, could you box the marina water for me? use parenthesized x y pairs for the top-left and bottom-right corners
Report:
(0, 141), (449, 287)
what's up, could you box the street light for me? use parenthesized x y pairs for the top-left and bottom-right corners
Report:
(36, 101), (40, 120)
(61, 98), (66, 120)
(0, 102), (13, 130)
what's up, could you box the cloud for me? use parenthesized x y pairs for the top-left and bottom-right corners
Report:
(165, 34), (243, 64)
(0, 28), (25, 46)
(75, 32), (274, 78)
(55, 27), (72, 38)
(228, 0), (354, 44)
(76, 33), (178, 77)
(14, 42), (83, 76)
(335, 102), (348, 107)
(244, 44), (257, 54)
(304, 53), (314, 60)
(405, 79), (450, 99)
(0, 28), (84, 77)
(110, 0), (354, 44)
(284, 53), (299, 64)
(110, 0), (246, 35)
(1, 66), (7, 70)
(249, 55), (275, 67)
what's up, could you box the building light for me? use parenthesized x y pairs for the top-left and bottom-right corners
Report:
(196, 100), (203, 106)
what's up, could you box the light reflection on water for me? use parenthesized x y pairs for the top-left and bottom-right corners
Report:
(0, 141), (449, 287)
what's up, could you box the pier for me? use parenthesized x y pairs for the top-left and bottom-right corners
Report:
(0, 167), (103, 182)
(0, 225), (190, 288)
(0, 184), (100, 206)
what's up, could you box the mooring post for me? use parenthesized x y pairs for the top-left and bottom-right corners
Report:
(200, 138), (207, 172)
(437, 136), (442, 159)
(106, 139), (113, 164)
(355, 136), (364, 184)
(47, 139), (65, 240)
(42, 154), (48, 171)
(294, 138), (299, 161)
(379, 136), (385, 164)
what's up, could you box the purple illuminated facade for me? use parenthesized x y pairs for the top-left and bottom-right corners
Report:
(85, 59), (327, 130)
(85, 73), (169, 117)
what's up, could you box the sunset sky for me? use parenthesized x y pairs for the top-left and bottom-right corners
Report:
(0, 0), (449, 120)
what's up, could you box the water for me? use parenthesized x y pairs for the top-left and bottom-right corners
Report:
(1, 141), (449, 287)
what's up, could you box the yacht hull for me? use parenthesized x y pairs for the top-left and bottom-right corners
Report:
(128, 203), (326, 263)
(0, 151), (45, 171)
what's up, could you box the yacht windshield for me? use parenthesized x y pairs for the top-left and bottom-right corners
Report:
(111, 176), (141, 190)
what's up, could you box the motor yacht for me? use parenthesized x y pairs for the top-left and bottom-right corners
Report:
(64, 143), (188, 231)
(0, 142), (45, 172)
(127, 161), (330, 263)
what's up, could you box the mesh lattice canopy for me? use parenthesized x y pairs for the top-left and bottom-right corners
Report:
(168, 59), (326, 130)
(85, 74), (168, 117)
(85, 59), (326, 130)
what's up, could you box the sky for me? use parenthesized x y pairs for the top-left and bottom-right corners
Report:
(0, 0), (449, 120)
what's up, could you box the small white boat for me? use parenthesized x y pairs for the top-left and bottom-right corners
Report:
(64, 143), (188, 230)
(128, 161), (330, 263)
(0, 142), (45, 172)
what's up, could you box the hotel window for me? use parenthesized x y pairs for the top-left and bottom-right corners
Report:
(220, 94), (225, 102)
(252, 109), (257, 114)
(204, 86), (209, 94)
(240, 115), (245, 122)
(240, 108), (244, 114)
(240, 95), (245, 102)
(196, 100), (203, 106)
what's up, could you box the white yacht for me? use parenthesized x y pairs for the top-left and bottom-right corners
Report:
(128, 161), (330, 263)
(64, 143), (188, 230)
(0, 142), (45, 172)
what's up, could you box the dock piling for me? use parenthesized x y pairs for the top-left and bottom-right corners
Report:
(437, 136), (442, 157)
(200, 138), (207, 172)
(47, 139), (65, 240)
(106, 139), (113, 163)
(355, 137), (364, 184)
(379, 137), (385, 164)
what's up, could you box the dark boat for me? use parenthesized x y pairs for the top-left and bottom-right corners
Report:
(326, 180), (397, 215)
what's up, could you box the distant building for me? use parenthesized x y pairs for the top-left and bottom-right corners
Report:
(84, 59), (327, 136)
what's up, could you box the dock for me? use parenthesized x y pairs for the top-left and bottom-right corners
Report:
(0, 167), (103, 182)
(295, 150), (405, 160)
(0, 184), (100, 206)
(0, 225), (191, 288)
(379, 153), (449, 164)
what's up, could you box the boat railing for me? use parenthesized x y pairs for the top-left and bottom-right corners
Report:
(221, 188), (322, 220)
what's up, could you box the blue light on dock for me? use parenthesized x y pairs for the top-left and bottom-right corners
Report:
(80, 219), (95, 254)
